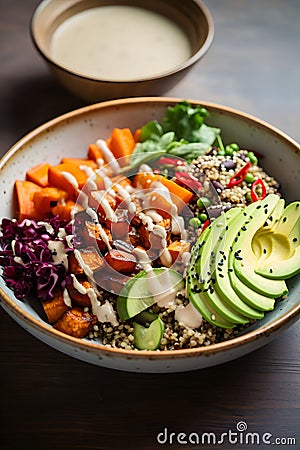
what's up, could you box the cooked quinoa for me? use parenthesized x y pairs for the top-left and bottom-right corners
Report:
(84, 148), (280, 351)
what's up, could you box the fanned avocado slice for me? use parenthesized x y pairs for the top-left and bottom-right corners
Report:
(195, 211), (249, 325)
(187, 223), (235, 328)
(255, 246), (300, 279)
(214, 203), (265, 319)
(233, 195), (288, 298)
(255, 203), (300, 280)
(229, 251), (275, 311)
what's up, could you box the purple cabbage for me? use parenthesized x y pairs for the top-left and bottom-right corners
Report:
(0, 216), (73, 301)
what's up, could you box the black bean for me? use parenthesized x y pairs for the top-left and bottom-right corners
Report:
(238, 152), (247, 161)
(211, 180), (225, 191)
(222, 160), (236, 170)
(207, 206), (223, 218)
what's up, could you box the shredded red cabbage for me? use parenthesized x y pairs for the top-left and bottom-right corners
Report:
(0, 216), (73, 301)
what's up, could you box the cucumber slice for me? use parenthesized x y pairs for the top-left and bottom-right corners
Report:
(117, 268), (184, 321)
(133, 317), (164, 350)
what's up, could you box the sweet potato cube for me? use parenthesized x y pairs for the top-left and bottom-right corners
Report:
(168, 240), (191, 263)
(61, 158), (98, 169)
(94, 266), (130, 294)
(66, 278), (92, 307)
(42, 290), (70, 323)
(78, 246), (105, 273)
(104, 249), (136, 274)
(15, 180), (44, 222)
(54, 307), (96, 338)
(33, 187), (68, 213)
(68, 252), (84, 275)
(48, 162), (88, 199)
(84, 221), (112, 253)
(51, 199), (76, 221)
(88, 190), (117, 217)
(26, 162), (50, 187)
(88, 143), (104, 162)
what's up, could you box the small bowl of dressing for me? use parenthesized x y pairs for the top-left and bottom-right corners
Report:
(30, 0), (214, 102)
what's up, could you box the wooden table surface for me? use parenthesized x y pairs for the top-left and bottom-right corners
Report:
(0, 1), (299, 449)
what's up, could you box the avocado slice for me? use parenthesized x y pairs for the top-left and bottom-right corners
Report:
(229, 251), (275, 311)
(233, 194), (288, 298)
(214, 204), (264, 319)
(196, 211), (249, 324)
(255, 246), (300, 279)
(273, 201), (300, 235)
(255, 203), (300, 280)
(117, 268), (184, 321)
(187, 224), (235, 328)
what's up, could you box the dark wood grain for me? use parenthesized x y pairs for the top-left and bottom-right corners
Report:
(0, 1), (299, 449)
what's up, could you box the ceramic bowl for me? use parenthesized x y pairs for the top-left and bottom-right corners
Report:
(0, 97), (299, 373)
(30, 0), (214, 102)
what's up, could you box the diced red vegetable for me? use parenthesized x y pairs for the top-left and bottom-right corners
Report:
(226, 162), (251, 188)
(251, 178), (267, 201)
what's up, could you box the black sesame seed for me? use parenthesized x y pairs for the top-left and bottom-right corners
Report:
(228, 268), (233, 273)
(283, 217), (287, 222)
(263, 248), (267, 254)
(264, 208), (268, 214)
(219, 274), (224, 278)
(293, 237), (298, 242)
(270, 268), (273, 273)
(256, 205), (262, 209)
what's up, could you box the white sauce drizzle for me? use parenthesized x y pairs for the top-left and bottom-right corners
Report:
(61, 171), (79, 191)
(96, 139), (120, 174)
(91, 190), (117, 222)
(11, 240), (16, 255)
(74, 249), (94, 279)
(175, 303), (203, 329)
(63, 288), (72, 307)
(88, 290), (119, 326)
(57, 227), (67, 239)
(37, 221), (55, 235)
(48, 240), (68, 270)
(70, 274), (87, 294)
(65, 234), (74, 249)
(145, 209), (163, 223)
(14, 256), (26, 267)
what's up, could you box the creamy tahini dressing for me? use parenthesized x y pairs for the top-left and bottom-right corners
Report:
(50, 6), (192, 81)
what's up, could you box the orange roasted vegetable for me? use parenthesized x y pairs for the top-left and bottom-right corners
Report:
(26, 162), (50, 188)
(66, 278), (92, 308)
(61, 158), (98, 169)
(33, 187), (68, 214)
(42, 289), (70, 323)
(54, 307), (96, 338)
(133, 173), (194, 212)
(84, 221), (112, 253)
(167, 240), (191, 263)
(68, 253), (84, 276)
(48, 162), (88, 199)
(88, 143), (103, 162)
(77, 246), (105, 273)
(108, 128), (136, 167)
(51, 199), (76, 221)
(15, 180), (43, 221)
(89, 190), (117, 217)
(133, 128), (142, 143)
(104, 249), (137, 274)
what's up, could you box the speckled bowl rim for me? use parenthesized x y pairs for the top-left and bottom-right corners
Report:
(30, 0), (214, 84)
(0, 96), (300, 361)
